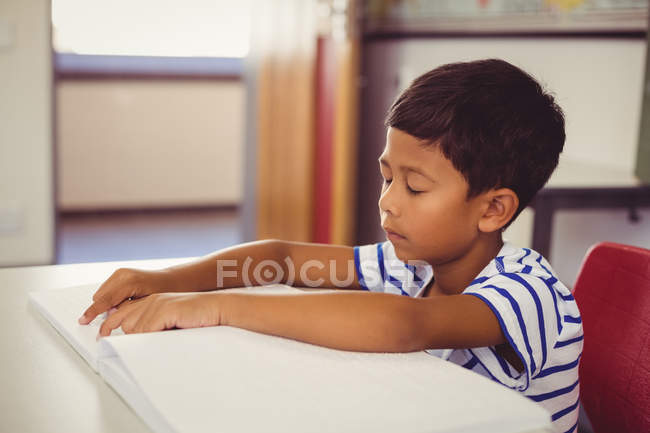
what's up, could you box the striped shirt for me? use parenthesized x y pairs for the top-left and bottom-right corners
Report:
(354, 240), (583, 433)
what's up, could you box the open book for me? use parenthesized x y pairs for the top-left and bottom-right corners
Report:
(29, 284), (553, 433)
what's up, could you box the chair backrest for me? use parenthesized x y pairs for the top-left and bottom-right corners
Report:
(572, 242), (650, 433)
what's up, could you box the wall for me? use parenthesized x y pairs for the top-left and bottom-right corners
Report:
(360, 37), (650, 286)
(0, 0), (54, 266)
(56, 79), (244, 210)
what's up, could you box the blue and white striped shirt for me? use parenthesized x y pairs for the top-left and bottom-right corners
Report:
(354, 240), (583, 433)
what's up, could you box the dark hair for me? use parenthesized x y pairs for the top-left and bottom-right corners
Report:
(385, 58), (565, 226)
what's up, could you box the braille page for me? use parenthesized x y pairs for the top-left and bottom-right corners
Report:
(98, 325), (553, 433)
(28, 284), (307, 372)
(29, 283), (124, 371)
(99, 348), (175, 433)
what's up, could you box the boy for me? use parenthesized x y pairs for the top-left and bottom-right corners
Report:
(79, 59), (582, 433)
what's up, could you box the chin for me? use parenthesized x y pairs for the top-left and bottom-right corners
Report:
(392, 245), (411, 263)
(393, 244), (432, 266)
(394, 250), (406, 262)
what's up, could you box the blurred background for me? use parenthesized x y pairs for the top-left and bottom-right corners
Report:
(0, 0), (649, 290)
(1, 2), (649, 431)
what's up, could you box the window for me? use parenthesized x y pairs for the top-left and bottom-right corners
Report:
(52, 0), (250, 58)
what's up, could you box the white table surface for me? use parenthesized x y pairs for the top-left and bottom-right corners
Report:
(0, 257), (551, 433)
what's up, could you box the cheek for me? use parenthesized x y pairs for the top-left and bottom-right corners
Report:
(414, 195), (476, 236)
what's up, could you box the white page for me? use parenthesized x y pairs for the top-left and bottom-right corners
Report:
(31, 283), (552, 433)
(28, 283), (311, 371)
(99, 352), (176, 433)
(28, 283), (124, 371)
(100, 326), (552, 433)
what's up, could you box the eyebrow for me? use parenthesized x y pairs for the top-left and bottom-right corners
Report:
(378, 157), (435, 182)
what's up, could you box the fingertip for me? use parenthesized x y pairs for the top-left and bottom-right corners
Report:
(81, 311), (97, 324)
(81, 303), (104, 325)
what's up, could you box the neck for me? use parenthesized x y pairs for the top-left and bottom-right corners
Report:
(430, 233), (504, 296)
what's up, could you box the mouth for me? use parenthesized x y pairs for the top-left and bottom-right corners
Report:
(383, 226), (406, 241)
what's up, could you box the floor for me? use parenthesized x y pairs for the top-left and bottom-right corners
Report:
(56, 208), (243, 264)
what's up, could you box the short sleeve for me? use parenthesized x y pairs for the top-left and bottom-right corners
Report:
(462, 272), (562, 391)
(353, 241), (433, 297)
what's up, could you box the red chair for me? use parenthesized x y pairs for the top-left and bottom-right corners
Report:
(572, 242), (650, 433)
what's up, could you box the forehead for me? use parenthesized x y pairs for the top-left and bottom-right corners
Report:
(380, 128), (452, 176)
(382, 127), (432, 158)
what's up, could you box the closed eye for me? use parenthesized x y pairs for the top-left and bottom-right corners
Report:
(383, 178), (422, 195)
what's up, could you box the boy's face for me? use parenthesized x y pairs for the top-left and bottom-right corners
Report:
(378, 127), (487, 266)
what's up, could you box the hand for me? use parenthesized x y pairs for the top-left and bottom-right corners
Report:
(97, 292), (224, 338)
(79, 268), (178, 325)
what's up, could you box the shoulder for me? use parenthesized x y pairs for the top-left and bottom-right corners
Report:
(456, 245), (583, 391)
(466, 242), (573, 302)
(464, 242), (577, 318)
(461, 243), (583, 381)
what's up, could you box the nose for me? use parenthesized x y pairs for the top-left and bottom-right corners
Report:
(378, 181), (400, 217)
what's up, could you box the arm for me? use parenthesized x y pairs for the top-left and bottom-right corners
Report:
(98, 288), (507, 353)
(163, 239), (362, 292)
(219, 291), (507, 352)
(81, 239), (361, 323)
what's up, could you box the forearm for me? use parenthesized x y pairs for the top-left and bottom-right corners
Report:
(162, 239), (360, 293)
(220, 291), (428, 353)
(163, 239), (288, 292)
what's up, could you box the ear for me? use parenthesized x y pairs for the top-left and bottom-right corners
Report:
(477, 188), (519, 233)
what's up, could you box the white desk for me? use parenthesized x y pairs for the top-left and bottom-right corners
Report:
(1, 258), (552, 433)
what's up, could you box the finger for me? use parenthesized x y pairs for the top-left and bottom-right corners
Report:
(106, 297), (132, 317)
(132, 303), (166, 334)
(131, 295), (168, 333)
(81, 289), (141, 325)
(79, 281), (125, 324)
(79, 298), (114, 325)
(80, 269), (139, 324)
(97, 300), (142, 338)
(119, 299), (150, 334)
(97, 311), (123, 339)
(120, 313), (142, 334)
